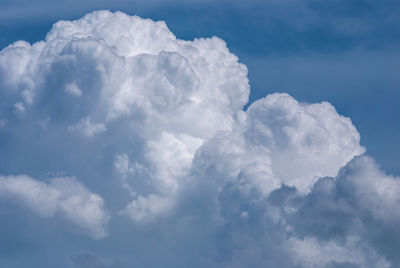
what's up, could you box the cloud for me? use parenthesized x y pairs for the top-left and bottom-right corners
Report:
(0, 10), (249, 224)
(0, 10), (399, 268)
(193, 93), (364, 195)
(68, 116), (107, 137)
(286, 155), (400, 266)
(286, 236), (390, 268)
(0, 175), (109, 239)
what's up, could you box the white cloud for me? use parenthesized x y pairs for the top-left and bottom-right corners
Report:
(0, 12), (249, 223)
(287, 236), (390, 268)
(68, 116), (107, 137)
(0, 10), (398, 268)
(337, 155), (400, 222)
(193, 93), (364, 195)
(122, 194), (174, 223)
(114, 153), (134, 178)
(65, 82), (82, 97)
(0, 175), (109, 239)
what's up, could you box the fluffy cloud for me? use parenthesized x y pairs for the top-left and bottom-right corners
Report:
(193, 93), (364, 196)
(285, 155), (400, 267)
(0, 10), (398, 268)
(0, 175), (109, 239)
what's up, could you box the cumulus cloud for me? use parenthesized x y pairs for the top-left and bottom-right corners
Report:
(285, 155), (400, 267)
(193, 93), (364, 196)
(0, 10), (249, 224)
(0, 10), (398, 268)
(0, 175), (109, 239)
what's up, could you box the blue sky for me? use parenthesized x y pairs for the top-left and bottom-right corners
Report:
(1, 0), (399, 174)
(0, 1), (400, 267)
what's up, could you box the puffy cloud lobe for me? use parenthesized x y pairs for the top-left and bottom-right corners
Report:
(193, 93), (364, 195)
(0, 10), (399, 268)
(0, 11), (249, 127)
(245, 94), (365, 191)
(286, 155), (400, 267)
(0, 175), (109, 239)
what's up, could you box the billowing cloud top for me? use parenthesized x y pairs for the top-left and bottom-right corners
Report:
(0, 10), (398, 268)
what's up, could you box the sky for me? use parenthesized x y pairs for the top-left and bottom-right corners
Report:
(0, 1), (399, 267)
